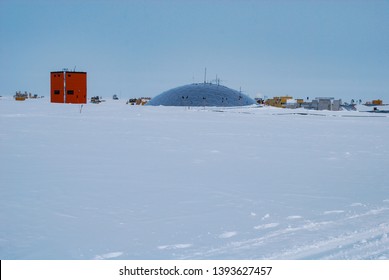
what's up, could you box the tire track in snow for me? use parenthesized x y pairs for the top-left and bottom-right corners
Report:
(182, 206), (389, 259)
(270, 222), (389, 259)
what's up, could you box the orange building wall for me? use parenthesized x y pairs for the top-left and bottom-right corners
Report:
(51, 72), (65, 103)
(65, 72), (87, 104)
(50, 71), (87, 104)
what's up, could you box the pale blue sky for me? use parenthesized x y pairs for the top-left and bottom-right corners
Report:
(1, 0), (388, 102)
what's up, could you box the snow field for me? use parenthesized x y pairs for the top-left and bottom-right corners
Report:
(1, 98), (389, 259)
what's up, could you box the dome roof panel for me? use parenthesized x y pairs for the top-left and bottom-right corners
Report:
(147, 83), (255, 107)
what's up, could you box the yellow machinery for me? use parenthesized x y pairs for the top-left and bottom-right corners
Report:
(265, 96), (293, 108)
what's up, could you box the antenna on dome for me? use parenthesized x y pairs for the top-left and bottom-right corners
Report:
(204, 67), (207, 84)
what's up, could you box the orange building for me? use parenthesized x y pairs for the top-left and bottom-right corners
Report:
(51, 71), (87, 104)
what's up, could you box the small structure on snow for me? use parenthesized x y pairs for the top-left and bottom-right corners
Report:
(300, 97), (342, 111)
(127, 97), (151, 105)
(51, 70), (87, 104)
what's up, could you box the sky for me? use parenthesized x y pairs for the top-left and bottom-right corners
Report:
(0, 0), (388, 102)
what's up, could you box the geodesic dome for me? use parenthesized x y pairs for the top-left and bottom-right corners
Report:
(147, 83), (255, 107)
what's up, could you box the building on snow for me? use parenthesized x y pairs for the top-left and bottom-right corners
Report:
(51, 70), (87, 104)
(147, 83), (255, 107)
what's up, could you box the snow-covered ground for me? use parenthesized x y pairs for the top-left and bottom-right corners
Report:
(1, 98), (389, 260)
